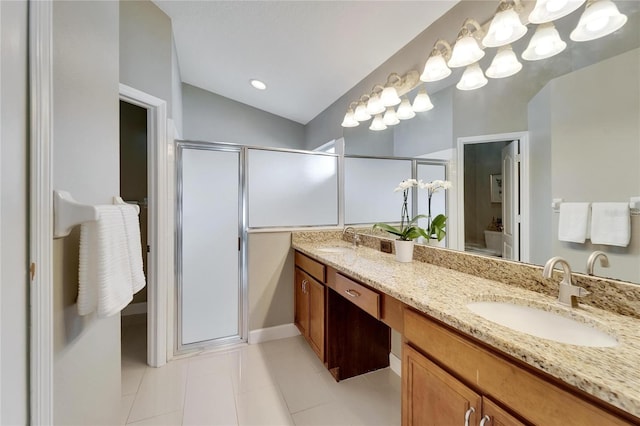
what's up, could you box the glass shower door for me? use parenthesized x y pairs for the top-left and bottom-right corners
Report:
(177, 142), (244, 349)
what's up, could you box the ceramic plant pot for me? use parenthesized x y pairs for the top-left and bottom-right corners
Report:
(394, 239), (415, 262)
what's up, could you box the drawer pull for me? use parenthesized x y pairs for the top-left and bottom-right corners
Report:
(464, 407), (475, 426)
(302, 279), (308, 293)
(479, 415), (491, 426)
(345, 289), (361, 298)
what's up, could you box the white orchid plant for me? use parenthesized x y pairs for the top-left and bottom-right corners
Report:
(373, 179), (427, 241)
(418, 179), (452, 241)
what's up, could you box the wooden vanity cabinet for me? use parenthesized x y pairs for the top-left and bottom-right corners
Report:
(403, 309), (633, 426)
(403, 344), (524, 426)
(294, 252), (325, 361)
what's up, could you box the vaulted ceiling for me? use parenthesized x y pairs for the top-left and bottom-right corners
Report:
(154, 1), (459, 124)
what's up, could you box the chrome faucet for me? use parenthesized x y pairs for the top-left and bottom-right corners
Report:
(587, 251), (610, 276)
(542, 256), (590, 308)
(343, 226), (361, 248)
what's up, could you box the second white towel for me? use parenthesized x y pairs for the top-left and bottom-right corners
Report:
(590, 202), (631, 247)
(558, 202), (591, 243)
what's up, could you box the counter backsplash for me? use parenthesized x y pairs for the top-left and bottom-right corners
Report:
(292, 230), (640, 319)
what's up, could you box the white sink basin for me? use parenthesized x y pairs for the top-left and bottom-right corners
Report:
(316, 246), (353, 254)
(467, 301), (618, 347)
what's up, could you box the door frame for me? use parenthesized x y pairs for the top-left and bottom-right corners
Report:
(456, 132), (530, 262)
(30, 1), (54, 423)
(119, 84), (170, 368)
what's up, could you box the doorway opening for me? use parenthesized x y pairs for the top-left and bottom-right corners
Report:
(457, 132), (530, 262)
(119, 100), (149, 366)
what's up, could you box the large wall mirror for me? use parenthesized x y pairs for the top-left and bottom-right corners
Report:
(342, 2), (640, 284)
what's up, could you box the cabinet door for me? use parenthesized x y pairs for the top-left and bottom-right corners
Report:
(308, 278), (325, 360)
(481, 398), (526, 426)
(403, 344), (481, 426)
(294, 268), (309, 337)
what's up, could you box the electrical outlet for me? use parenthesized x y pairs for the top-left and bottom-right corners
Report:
(380, 240), (392, 253)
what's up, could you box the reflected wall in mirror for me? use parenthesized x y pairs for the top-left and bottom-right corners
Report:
(342, 2), (640, 284)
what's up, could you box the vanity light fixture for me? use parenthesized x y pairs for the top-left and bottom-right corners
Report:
(420, 39), (452, 82)
(366, 88), (386, 115)
(456, 62), (488, 91)
(486, 45), (523, 78)
(482, 0), (528, 48)
(570, 0), (627, 42)
(412, 86), (434, 112)
(353, 101), (372, 122)
(341, 103), (359, 128)
(529, 0), (586, 23)
(250, 79), (267, 90)
(522, 22), (567, 61)
(396, 97), (416, 120)
(383, 107), (400, 126)
(448, 18), (485, 68)
(369, 114), (387, 131)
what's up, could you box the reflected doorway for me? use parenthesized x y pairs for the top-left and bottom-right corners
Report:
(457, 132), (530, 262)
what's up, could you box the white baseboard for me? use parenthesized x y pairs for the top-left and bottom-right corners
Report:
(248, 323), (301, 344)
(122, 302), (147, 316)
(389, 352), (401, 377)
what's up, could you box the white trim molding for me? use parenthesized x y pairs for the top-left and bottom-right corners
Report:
(29, 1), (54, 424)
(389, 352), (401, 377)
(248, 324), (301, 345)
(119, 84), (169, 368)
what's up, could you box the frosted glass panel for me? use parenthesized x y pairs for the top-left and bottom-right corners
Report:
(344, 157), (413, 224)
(417, 163), (447, 240)
(180, 147), (240, 345)
(248, 149), (338, 227)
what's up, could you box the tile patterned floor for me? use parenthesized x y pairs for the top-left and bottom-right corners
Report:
(121, 318), (401, 425)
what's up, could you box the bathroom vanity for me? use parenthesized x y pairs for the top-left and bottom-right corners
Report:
(292, 231), (640, 426)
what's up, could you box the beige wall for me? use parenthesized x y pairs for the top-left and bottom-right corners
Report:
(247, 232), (294, 331)
(52, 1), (122, 424)
(0, 1), (29, 423)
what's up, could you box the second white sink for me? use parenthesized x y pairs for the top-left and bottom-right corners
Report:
(467, 301), (618, 347)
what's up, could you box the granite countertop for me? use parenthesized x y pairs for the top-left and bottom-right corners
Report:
(292, 236), (640, 419)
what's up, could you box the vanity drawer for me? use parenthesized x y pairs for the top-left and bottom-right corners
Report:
(295, 251), (326, 283)
(334, 273), (380, 319)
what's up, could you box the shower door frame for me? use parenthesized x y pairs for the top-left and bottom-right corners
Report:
(175, 141), (247, 353)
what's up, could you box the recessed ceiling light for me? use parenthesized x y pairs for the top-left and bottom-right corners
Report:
(250, 79), (267, 90)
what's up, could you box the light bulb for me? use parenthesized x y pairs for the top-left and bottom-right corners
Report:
(456, 63), (488, 91)
(522, 23), (566, 61)
(449, 35), (485, 68)
(412, 87), (434, 112)
(420, 54), (452, 82)
(369, 114), (387, 131)
(570, 0), (627, 42)
(396, 98), (416, 120)
(354, 103), (371, 122)
(341, 109), (359, 128)
(366, 93), (385, 115)
(380, 86), (401, 107)
(546, 0), (568, 12)
(383, 107), (400, 126)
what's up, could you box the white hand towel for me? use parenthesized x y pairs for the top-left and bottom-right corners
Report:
(590, 202), (631, 247)
(558, 202), (591, 243)
(78, 205), (146, 318)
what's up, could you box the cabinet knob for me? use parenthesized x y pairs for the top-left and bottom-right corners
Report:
(479, 415), (491, 426)
(464, 407), (475, 426)
(345, 289), (361, 298)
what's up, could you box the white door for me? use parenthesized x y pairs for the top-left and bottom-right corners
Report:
(502, 141), (520, 261)
(177, 143), (244, 349)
